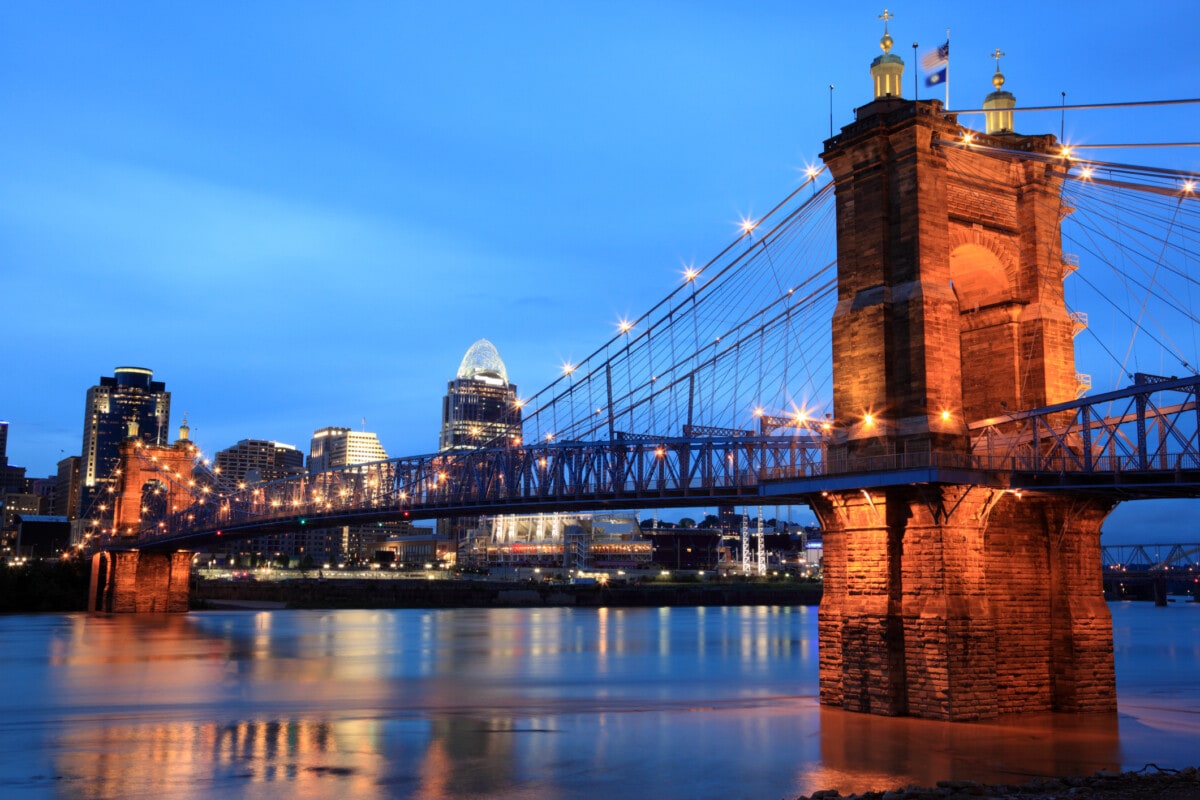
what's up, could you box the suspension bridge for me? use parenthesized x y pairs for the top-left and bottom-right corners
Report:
(85, 32), (1200, 723)
(102, 136), (1200, 545)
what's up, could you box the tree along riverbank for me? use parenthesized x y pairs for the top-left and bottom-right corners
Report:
(193, 575), (822, 610)
(0, 558), (91, 612)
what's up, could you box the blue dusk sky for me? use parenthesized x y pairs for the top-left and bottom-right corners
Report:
(2, 2), (1198, 538)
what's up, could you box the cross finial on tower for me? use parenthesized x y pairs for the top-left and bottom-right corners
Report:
(990, 48), (1007, 90)
(877, 9), (895, 54)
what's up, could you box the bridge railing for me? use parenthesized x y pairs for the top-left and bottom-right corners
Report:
(969, 374), (1200, 476)
(135, 377), (1200, 543)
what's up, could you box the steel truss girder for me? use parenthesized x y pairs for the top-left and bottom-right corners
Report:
(969, 375), (1200, 474)
(1102, 542), (1200, 572)
(150, 435), (827, 542)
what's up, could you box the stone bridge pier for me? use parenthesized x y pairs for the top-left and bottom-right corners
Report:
(89, 549), (192, 613)
(811, 487), (1115, 720)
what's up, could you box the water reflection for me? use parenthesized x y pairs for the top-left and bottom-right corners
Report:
(0, 603), (1194, 799)
(806, 708), (1121, 795)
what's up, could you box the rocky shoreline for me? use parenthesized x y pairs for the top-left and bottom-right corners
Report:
(796, 766), (1200, 800)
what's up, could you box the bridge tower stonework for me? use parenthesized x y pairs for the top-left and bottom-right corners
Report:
(111, 423), (198, 537)
(88, 549), (192, 613)
(90, 420), (195, 613)
(810, 35), (1115, 720)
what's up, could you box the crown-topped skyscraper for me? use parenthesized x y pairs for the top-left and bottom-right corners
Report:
(440, 339), (521, 452)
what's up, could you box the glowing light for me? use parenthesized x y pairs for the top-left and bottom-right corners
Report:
(683, 266), (699, 282)
(962, 132), (975, 145)
(940, 410), (951, 422)
(545, 432), (555, 441)
(1060, 145), (1072, 158)
(805, 165), (820, 179)
(655, 446), (666, 458)
(739, 216), (757, 235)
(617, 319), (633, 334)
(753, 407), (764, 417)
(562, 362), (576, 375)
(863, 413), (876, 427)
(1184, 180), (1196, 194)
(1079, 165), (1094, 180)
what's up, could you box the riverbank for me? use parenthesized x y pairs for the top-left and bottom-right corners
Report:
(795, 766), (1200, 800)
(193, 575), (822, 609)
(0, 558), (90, 612)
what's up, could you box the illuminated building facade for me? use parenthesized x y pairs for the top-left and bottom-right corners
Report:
(215, 439), (304, 485)
(463, 513), (652, 569)
(53, 456), (81, 519)
(237, 427), (388, 563)
(78, 367), (170, 518)
(308, 427), (388, 473)
(440, 339), (521, 450)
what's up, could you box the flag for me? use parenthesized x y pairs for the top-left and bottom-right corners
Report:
(921, 40), (948, 87)
(921, 41), (949, 71)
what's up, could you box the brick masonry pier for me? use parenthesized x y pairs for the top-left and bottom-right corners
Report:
(89, 550), (192, 613)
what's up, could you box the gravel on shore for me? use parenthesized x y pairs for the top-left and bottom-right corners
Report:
(794, 765), (1200, 800)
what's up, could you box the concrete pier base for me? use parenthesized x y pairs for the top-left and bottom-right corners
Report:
(89, 550), (192, 613)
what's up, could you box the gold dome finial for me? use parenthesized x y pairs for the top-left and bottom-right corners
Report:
(879, 9), (895, 54)
(869, 9), (904, 99)
(984, 48), (1015, 134)
(178, 413), (190, 441)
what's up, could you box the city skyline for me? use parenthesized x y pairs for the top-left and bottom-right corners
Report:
(3, 3), (1198, 537)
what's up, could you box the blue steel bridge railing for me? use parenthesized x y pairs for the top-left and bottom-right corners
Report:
(137, 374), (1200, 544)
(146, 435), (826, 542)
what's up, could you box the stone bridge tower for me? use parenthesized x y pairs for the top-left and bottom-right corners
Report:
(111, 418), (199, 537)
(811, 27), (1114, 720)
(90, 418), (195, 613)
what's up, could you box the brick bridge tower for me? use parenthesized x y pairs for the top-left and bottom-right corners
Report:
(810, 27), (1114, 719)
(89, 418), (195, 613)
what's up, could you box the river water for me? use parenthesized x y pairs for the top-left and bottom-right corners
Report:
(0, 602), (1197, 800)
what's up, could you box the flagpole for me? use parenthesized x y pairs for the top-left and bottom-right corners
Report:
(945, 28), (951, 109)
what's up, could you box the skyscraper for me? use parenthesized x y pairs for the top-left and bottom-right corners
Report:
(0, 420), (24, 493)
(440, 339), (521, 451)
(215, 439), (305, 485)
(307, 427), (388, 473)
(439, 340), (522, 564)
(78, 367), (170, 517)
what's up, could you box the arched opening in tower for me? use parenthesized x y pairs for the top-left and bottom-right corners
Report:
(949, 242), (1022, 424)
